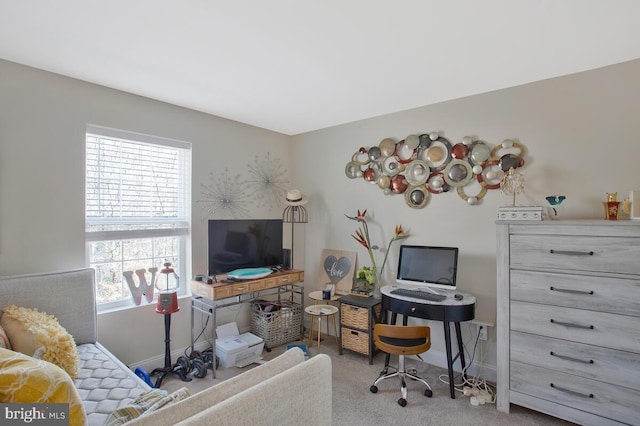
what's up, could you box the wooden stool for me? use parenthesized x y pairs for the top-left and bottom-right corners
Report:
(305, 304), (339, 352)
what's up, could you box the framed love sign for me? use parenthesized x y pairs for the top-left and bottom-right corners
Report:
(318, 249), (357, 296)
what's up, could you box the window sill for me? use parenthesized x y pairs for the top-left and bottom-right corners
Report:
(97, 292), (192, 316)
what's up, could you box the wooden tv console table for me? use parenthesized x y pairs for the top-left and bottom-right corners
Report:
(189, 269), (305, 378)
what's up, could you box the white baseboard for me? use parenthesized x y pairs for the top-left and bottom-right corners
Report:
(131, 326), (497, 386)
(130, 340), (212, 373)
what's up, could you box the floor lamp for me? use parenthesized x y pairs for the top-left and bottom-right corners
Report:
(283, 190), (309, 269)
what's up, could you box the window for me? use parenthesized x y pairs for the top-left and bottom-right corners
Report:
(85, 125), (191, 310)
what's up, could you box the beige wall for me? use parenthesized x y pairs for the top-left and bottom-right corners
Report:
(0, 59), (292, 366)
(2, 57), (639, 376)
(292, 59), (640, 375)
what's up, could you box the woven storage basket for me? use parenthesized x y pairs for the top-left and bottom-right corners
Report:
(251, 300), (302, 349)
(340, 303), (381, 329)
(341, 327), (370, 355)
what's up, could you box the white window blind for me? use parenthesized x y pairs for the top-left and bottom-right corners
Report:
(85, 125), (191, 308)
(86, 125), (190, 241)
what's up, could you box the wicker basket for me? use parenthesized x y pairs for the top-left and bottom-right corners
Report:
(341, 327), (370, 355)
(341, 303), (381, 330)
(251, 300), (302, 349)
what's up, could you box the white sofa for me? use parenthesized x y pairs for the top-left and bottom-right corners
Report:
(130, 347), (332, 426)
(0, 269), (332, 425)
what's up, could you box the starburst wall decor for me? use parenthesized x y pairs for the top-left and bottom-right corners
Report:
(199, 168), (251, 218)
(198, 153), (288, 218)
(246, 152), (289, 210)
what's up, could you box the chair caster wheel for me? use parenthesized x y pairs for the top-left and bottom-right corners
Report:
(398, 398), (407, 407)
(424, 389), (433, 398)
(265, 347), (272, 353)
(369, 385), (378, 394)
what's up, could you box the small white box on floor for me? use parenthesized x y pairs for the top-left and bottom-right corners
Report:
(215, 322), (264, 368)
(496, 205), (543, 221)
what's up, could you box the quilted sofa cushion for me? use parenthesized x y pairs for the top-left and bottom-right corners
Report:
(75, 343), (150, 426)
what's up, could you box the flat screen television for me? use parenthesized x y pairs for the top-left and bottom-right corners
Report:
(396, 245), (459, 292)
(208, 219), (284, 275)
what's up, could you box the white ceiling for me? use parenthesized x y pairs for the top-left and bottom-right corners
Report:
(1, 1), (639, 135)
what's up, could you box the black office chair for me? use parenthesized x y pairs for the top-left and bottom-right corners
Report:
(369, 324), (433, 407)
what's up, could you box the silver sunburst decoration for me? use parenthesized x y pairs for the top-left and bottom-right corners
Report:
(199, 168), (251, 218)
(246, 152), (288, 210)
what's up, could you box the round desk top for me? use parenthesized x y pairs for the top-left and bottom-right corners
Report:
(304, 304), (339, 316)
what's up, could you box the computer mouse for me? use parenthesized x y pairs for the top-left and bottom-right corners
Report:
(454, 293), (463, 301)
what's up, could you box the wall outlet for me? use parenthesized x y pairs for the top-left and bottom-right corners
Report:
(478, 325), (488, 340)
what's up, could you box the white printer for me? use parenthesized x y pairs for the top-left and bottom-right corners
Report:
(215, 322), (264, 368)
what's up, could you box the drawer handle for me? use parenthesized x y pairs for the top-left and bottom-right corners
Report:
(550, 319), (594, 330)
(550, 286), (594, 295)
(550, 383), (594, 399)
(550, 351), (594, 364)
(549, 249), (594, 256)
(350, 331), (359, 336)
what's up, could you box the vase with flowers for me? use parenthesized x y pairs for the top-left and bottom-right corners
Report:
(346, 210), (409, 297)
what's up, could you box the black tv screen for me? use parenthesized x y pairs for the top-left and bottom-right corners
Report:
(208, 219), (284, 275)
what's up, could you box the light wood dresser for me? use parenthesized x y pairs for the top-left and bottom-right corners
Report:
(496, 220), (640, 426)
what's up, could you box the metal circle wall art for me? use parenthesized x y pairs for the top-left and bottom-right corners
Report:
(345, 134), (528, 209)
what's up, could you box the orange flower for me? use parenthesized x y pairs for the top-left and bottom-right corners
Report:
(345, 210), (410, 279)
(353, 229), (369, 249)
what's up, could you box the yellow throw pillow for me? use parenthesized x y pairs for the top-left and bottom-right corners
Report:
(0, 348), (87, 426)
(1, 305), (79, 378)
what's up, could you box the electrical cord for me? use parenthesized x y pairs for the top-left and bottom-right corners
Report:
(184, 314), (210, 357)
(438, 324), (480, 392)
(460, 327), (495, 404)
(437, 325), (496, 404)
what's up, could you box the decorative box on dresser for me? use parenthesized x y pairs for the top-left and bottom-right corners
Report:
(496, 220), (640, 426)
(338, 295), (383, 364)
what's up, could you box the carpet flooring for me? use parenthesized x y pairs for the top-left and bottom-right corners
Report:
(160, 337), (577, 426)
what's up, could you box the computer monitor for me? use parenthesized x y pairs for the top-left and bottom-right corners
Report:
(396, 245), (459, 293)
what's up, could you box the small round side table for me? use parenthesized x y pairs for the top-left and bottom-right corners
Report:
(308, 290), (341, 305)
(305, 304), (339, 352)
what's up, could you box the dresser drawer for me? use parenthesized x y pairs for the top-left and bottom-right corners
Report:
(510, 301), (640, 354)
(511, 331), (640, 391)
(511, 361), (640, 425)
(510, 234), (640, 275)
(511, 270), (640, 316)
